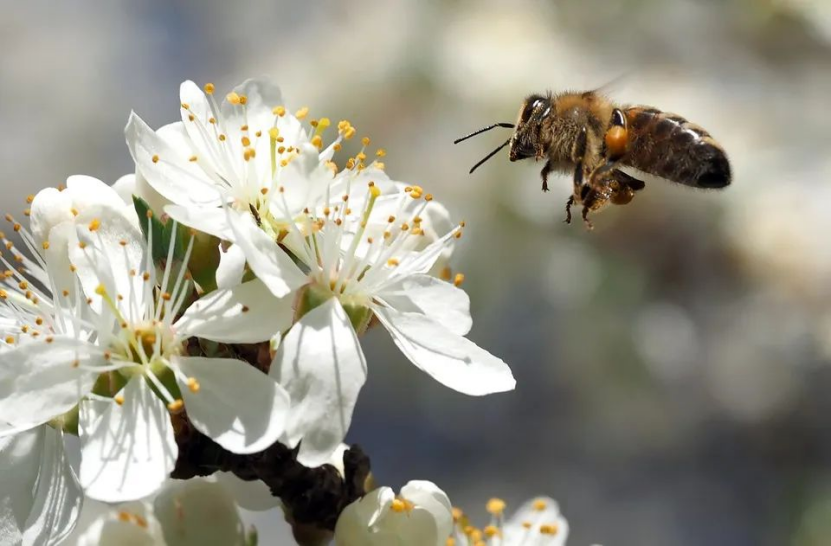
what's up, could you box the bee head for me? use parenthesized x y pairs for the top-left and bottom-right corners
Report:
(510, 93), (550, 161)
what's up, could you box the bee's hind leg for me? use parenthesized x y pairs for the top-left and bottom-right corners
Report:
(564, 195), (574, 224)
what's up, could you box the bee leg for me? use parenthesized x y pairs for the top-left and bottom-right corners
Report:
(540, 159), (554, 192)
(564, 195), (574, 224)
(581, 206), (594, 231)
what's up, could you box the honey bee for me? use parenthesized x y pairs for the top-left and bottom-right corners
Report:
(454, 90), (731, 229)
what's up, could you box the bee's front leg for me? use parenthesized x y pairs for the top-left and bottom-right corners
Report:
(540, 159), (554, 192)
(564, 195), (574, 224)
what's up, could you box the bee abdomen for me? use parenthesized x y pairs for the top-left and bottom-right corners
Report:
(624, 108), (731, 189)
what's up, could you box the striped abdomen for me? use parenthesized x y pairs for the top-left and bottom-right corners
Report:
(622, 107), (731, 188)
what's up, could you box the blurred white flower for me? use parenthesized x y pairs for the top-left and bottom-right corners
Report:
(0, 425), (82, 546)
(451, 496), (571, 546)
(75, 478), (246, 546)
(334, 480), (453, 546)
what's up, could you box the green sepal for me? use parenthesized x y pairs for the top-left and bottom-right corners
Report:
(48, 404), (79, 436)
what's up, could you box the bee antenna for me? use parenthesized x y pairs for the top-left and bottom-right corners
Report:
(453, 123), (515, 144)
(469, 137), (512, 174)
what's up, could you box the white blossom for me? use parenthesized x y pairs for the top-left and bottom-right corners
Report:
(335, 480), (453, 546)
(450, 496), (575, 546)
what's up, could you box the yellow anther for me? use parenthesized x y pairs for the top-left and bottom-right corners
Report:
(62, 289), (69, 297)
(344, 126), (356, 139)
(244, 148), (256, 161)
(26, 194), (35, 204)
(114, 395), (125, 406)
(424, 194), (433, 201)
(12, 223), (21, 232)
(280, 159), (289, 167)
(446, 539), (455, 546)
(226, 91), (242, 105)
(317, 117), (331, 130)
(152, 155), (160, 164)
(375, 148), (387, 157)
(374, 161), (385, 170)
(181, 102), (190, 110)
(255, 130), (262, 137)
(35, 317), (43, 326)
(23, 209), (30, 217)
(143, 271), (151, 281)
(295, 106), (309, 119)
(269, 127), (280, 140)
(0, 289), (6, 299)
(277, 145), (286, 154)
(400, 223), (410, 231)
(88, 218), (101, 231)
(390, 498), (413, 513)
(219, 134), (227, 141)
(311, 135), (323, 149)
(77, 241), (87, 249)
(356, 152), (367, 161)
(387, 258), (399, 267)
(188, 114), (195, 122)
(346, 158), (355, 169)
(167, 399), (184, 412)
(161, 292), (172, 301)
(189, 155), (198, 162)
(387, 215), (396, 223)
(42, 241), (50, 250)
(241, 136), (251, 147)
(486, 498), (506, 515)
(522, 521), (533, 529)
(484, 525), (500, 538)
(209, 117), (216, 124)
(240, 124), (249, 131)
(204, 83), (215, 95)
(70, 207), (79, 217)
(239, 95), (248, 105)
(333, 142), (342, 152)
(539, 524), (558, 535)
(361, 136), (370, 146)
(454, 231), (463, 239)
(533, 499), (548, 511)
(117, 511), (132, 523)
(260, 187), (269, 195)
(4, 336), (14, 344)
(187, 377), (200, 393)
(273, 105), (286, 117)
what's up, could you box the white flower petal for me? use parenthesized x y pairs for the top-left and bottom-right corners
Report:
(175, 279), (292, 344)
(154, 478), (245, 546)
(79, 377), (177, 502)
(125, 112), (221, 208)
(110, 174), (137, 206)
(220, 78), (284, 135)
(225, 208), (307, 298)
(164, 204), (234, 241)
(29, 188), (73, 246)
(334, 487), (395, 546)
(400, 481), (453, 544)
(373, 305), (515, 396)
(173, 357), (290, 454)
(66, 175), (137, 225)
(70, 209), (146, 322)
(75, 501), (163, 546)
(21, 427), (83, 546)
(271, 298), (368, 467)
(378, 275), (472, 336)
(380, 227), (459, 290)
(214, 472), (279, 512)
(0, 426), (82, 546)
(216, 244), (247, 290)
(0, 338), (105, 427)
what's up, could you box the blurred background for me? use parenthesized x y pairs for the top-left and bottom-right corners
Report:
(4, 0), (831, 544)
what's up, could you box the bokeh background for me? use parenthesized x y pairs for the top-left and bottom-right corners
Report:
(4, 0), (831, 544)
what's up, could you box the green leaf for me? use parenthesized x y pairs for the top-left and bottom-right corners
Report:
(132, 195), (166, 261)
